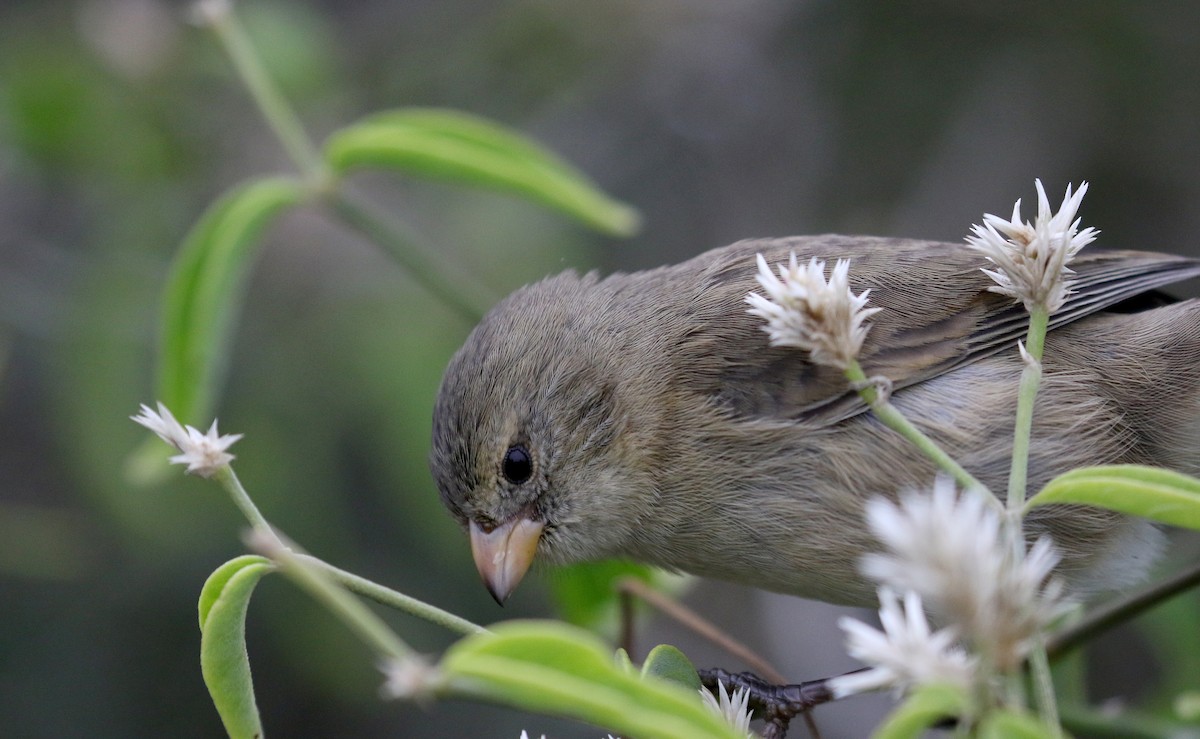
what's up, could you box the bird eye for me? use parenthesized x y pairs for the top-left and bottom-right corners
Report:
(502, 445), (533, 484)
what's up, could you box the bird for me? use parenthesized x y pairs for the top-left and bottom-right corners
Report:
(429, 235), (1200, 606)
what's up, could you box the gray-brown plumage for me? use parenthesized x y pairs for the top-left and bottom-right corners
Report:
(430, 236), (1200, 606)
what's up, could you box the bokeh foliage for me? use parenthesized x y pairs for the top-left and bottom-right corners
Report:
(4, 0), (1200, 736)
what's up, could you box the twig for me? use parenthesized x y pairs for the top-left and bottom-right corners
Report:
(1048, 559), (1200, 658)
(617, 577), (787, 684)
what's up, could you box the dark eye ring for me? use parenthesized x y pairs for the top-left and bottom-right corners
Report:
(502, 445), (533, 484)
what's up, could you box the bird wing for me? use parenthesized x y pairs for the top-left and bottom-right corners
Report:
(670, 235), (1200, 426)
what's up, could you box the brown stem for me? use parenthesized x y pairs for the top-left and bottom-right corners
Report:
(1048, 558), (1200, 658)
(616, 577), (787, 684)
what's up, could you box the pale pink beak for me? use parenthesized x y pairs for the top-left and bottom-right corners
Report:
(469, 516), (544, 604)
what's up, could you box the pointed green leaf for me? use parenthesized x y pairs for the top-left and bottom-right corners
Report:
(199, 555), (274, 629)
(977, 710), (1061, 739)
(325, 108), (640, 237)
(158, 177), (305, 425)
(873, 683), (970, 739)
(199, 556), (276, 739)
(1027, 465), (1200, 530)
(440, 620), (740, 739)
(613, 647), (635, 675)
(641, 644), (702, 691)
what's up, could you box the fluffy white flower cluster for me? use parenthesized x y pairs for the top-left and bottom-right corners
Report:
(966, 179), (1098, 313)
(699, 682), (755, 738)
(131, 401), (242, 478)
(379, 655), (437, 701)
(746, 253), (880, 370)
(863, 478), (1070, 671)
(830, 589), (976, 699)
(836, 478), (1072, 697)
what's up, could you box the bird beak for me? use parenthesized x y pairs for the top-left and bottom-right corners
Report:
(469, 515), (544, 605)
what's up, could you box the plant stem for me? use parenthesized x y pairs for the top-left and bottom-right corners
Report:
(299, 554), (486, 636)
(1028, 642), (1060, 733)
(1047, 559), (1200, 659)
(1006, 308), (1059, 729)
(199, 1), (326, 183)
(197, 0), (497, 323)
(247, 532), (414, 660)
(1003, 671), (1026, 714)
(845, 361), (996, 507)
(214, 466), (282, 546)
(213, 466), (485, 636)
(1059, 704), (1191, 738)
(1007, 306), (1048, 518)
(616, 577), (785, 684)
(327, 192), (495, 322)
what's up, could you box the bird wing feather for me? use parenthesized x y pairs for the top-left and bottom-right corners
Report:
(663, 235), (1200, 426)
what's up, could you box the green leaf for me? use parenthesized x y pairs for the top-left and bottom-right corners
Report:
(1027, 465), (1200, 530)
(158, 177), (305, 425)
(873, 683), (970, 739)
(199, 555), (274, 629)
(199, 555), (276, 739)
(440, 620), (740, 739)
(325, 108), (640, 237)
(641, 644), (702, 691)
(613, 647), (635, 675)
(549, 559), (691, 636)
(977, 710), (1061, 739)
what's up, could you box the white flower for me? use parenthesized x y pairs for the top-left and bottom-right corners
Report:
(830, 589), (976, 698)
(861, 478), (1071, 670)
(746, 253), (881, 369)
(699, 682), (755, 738)
(379, 656), (437, 701)
(966, 179), (1098, 313)
(131, 402), (243, 478)
(189, 0), (232, 26)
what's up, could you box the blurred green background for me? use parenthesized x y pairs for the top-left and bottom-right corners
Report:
(3, 0), (1200, 736)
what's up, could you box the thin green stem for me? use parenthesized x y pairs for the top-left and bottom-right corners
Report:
(328, 192), (495, 322)
(198, 0), (326, 182)
(1028, 642), (1060, 734)
(845, 361), (997, 507)
(1005, 307), (1055, 728)
(299, 554), (486, 636)
(214, 466), (282, 546)
(196, 1), (497, 323)
(1003, 671), (1026, 714)
(248, 532), (414, 660)
(1008, 307), (1048, 518)
(213, 466), (485, 636)
(211, 468), (484, 641)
